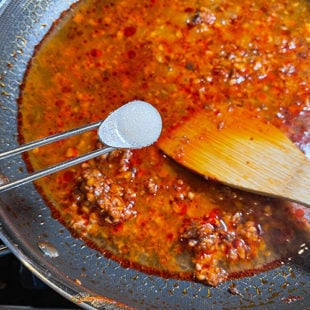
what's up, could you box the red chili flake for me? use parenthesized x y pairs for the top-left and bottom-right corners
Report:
(136, 169), (145, 177)
(124, 26), (137, 37)
(184, 7), (194, 13)
(112, 223), (124, 233)
(174, 203), (187, 215)
(166, 233), (174, 240)
(61, 86), (72, 93)
(55, 100), (64, 107)
(90, 48), (103, 57)
(127, 50), (136, 59)
(294, 208), (304, 218)
(56, 119), (64, 128)
(63, 170), (74, 182)
(206, 208), (220, 225)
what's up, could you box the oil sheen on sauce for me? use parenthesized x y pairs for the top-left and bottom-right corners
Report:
(19, 0), (309, 286)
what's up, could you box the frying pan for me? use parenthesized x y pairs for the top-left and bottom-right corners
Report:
(0, 0), (309, 309)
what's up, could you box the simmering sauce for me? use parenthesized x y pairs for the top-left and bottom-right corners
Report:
(19, 0), (309, 286)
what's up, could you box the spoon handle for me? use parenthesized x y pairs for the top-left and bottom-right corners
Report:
(0, 146), (115, 193)
(0, 120), (102, 160)
(0, 119), (111, 193)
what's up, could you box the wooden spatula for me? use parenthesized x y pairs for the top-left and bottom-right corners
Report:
(157, 108), (310, 206)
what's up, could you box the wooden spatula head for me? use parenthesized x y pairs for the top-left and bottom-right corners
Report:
(157, 108), (310, 206)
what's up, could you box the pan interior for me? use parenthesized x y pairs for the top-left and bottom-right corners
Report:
(0, 0), (309, 309)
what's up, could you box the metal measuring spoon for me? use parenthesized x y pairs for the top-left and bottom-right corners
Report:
(0, 100), (162, 192)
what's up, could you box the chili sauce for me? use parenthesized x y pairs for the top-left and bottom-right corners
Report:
(19, 0), (309, 286)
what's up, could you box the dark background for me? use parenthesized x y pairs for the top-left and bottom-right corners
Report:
(0, 241), (79, 309)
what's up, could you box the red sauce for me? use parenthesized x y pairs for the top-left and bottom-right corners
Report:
(18, 0), (309, 286)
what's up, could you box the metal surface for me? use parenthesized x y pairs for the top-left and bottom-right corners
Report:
(0, 0), (309, 309)
(0, 239), (10, 257)
(0, 118), (114, 192)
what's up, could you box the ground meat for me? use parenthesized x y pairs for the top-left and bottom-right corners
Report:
(73, 150), (137, 224)
(180, 209), (263, 286)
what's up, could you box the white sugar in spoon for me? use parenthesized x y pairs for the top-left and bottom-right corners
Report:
(0, 100), (162, 192)
(98, 100), (162, 148)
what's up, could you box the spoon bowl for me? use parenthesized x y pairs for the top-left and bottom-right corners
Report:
(98, 100), (162, 148)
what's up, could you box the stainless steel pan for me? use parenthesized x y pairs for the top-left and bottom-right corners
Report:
(0, 1), (309, 309)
